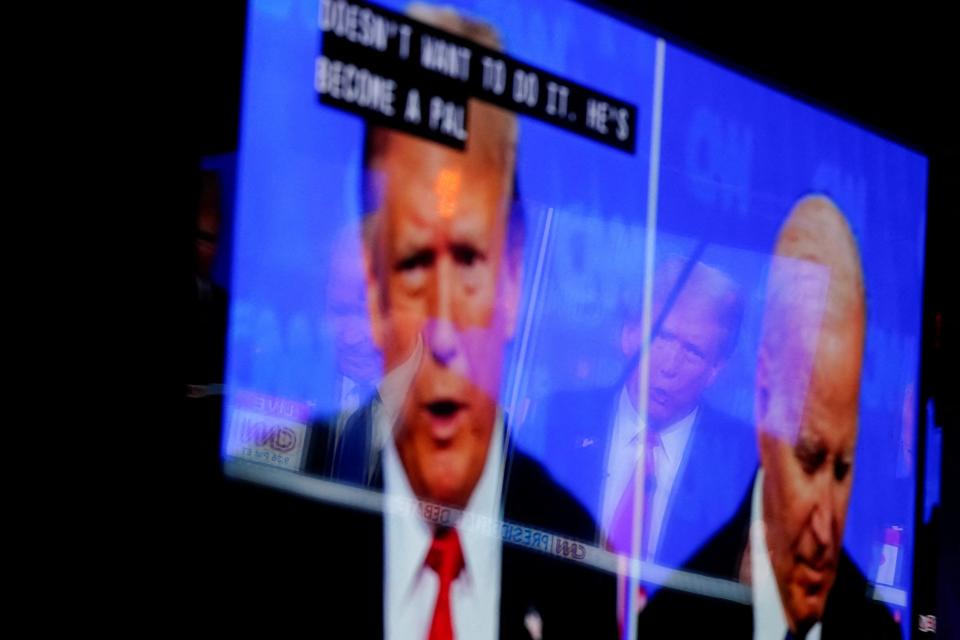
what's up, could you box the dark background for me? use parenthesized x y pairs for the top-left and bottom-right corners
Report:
(192, 2), (960, 160)
(174, 1), (956, 635)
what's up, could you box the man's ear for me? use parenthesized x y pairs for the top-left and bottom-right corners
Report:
(621, 322), (642, 357)
(755, 347), (771, 454)
(502, 257), (522, 340)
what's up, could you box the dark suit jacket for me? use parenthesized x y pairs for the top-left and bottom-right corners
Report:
(306, 399), (382, 486)
(637, 477), (902, 639)
(536, 386), (757, 570)
(185, 275), (228, 386)
(215, 412), (618, 638)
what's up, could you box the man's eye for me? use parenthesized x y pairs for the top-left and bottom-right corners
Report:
(797, 445), (826, 475)
(652, 331), (676, 348)
(683, 344), (706, 362)
(395, 250), (434, 272)
(834, 458), (852, 482)
(452, 244), (484, 267)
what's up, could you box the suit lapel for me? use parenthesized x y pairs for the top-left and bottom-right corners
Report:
(656, 409), (704, 565)
(574, 388), (619, 530)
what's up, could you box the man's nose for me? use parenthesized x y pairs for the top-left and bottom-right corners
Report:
(810, 477), (835, 549)
(426, 317), (460, 366)
(425, 256), (461, 367)
(656, 340), (681, 377)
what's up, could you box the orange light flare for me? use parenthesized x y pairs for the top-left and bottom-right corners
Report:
(434, 168), (462, 219)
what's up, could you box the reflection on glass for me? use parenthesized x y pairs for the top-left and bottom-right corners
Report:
(218, 0), (927, 637)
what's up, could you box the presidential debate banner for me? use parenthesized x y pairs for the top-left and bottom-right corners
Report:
(220, 0), (927, 637)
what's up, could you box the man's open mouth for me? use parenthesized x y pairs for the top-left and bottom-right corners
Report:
(650, 387), (670, 405)
(425, 400), (465, 417)
(796, 556), (834, 587)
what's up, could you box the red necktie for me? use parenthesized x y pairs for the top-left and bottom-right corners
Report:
(608, 432), (660, 637)
(607, 431), (660, 559)
(425, 527), (464, 640)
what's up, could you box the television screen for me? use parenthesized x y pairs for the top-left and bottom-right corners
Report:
(218, 0), (928, 637)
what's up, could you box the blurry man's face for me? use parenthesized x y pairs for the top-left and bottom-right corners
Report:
(645, 297), (725, 429)
(367, 133), (517, 509)
(195, 202), (219, 278)
(328, 242), (381, 385)
(758, 327), (860, 631)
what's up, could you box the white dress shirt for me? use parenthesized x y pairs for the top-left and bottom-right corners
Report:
(600, 386), (696, 556)
(338, 376), (365, 416)
(383, 410), (503, 640)
(750, 470), (822, 640)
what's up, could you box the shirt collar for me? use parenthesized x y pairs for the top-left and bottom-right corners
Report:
(658, 407), (696, 467)
(339, 375), (357, 399)
(615, 386), (697, 466)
